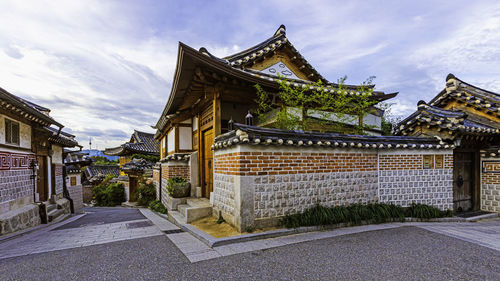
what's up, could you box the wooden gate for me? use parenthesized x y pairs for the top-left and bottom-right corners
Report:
(453, 152), (474, 212)
(202, 129), (214, 198)
(36, 156), (48, 201)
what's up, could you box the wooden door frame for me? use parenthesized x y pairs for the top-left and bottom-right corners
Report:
(201, 127), (214, 198)
(453, 149), (479, 211)
(36, 155), (48, 202)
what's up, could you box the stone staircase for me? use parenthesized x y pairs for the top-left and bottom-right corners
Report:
(46, 202), (65, 222)
(168, 198), (212, 226)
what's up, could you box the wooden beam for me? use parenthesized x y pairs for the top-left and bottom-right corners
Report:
(213, 89), (222, 136)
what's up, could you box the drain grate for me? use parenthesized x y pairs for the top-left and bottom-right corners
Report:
(126, 221), (153, 229)
(163, 229), (184, 234)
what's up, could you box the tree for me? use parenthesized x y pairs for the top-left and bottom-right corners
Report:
(91, 156), (119, 165)
(254, 75), (380, 134)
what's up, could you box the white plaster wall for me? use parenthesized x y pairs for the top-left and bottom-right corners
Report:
(51, 144), (63, 164)
(19, 122), (31, 149)
(179, 127), (192, 150)
(167, 128), (175, 153)
(363, 114), (382, 129)
(180, 118), (192, 124)
(0, 114), (31, 148)
(192, 116), (198, 131)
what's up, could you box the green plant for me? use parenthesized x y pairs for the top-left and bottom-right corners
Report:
(254, 74), (379, 134)
(93, 177), (125, 207)
(405, 203), (452, 219)
(280, 203), (452, 228)
(148, 200), (167, 214)
(131, 153), (160, 163)
(136, 179), (156, 206)
(245, 226), (254, 233)
(91, 156), (119, 165)
(166, 177), (189, 198)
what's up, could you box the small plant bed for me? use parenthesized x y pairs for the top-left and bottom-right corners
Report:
(149, 200), (167, 214)
(281, 203), (453, 228)
(191, 217), (279, 238)
(93, 174), (125, 207)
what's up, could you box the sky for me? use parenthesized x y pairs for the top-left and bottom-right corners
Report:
(1, 0), (499, 149)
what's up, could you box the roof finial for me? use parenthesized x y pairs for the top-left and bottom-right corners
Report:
(274, 24), (286, 36)
(446, 73), (456, 81)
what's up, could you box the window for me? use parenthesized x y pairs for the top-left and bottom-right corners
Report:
(5, 119), (20, 145)
(70, 176), (77, 186)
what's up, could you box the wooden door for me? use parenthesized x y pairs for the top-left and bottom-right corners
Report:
(202, 129), (214, 198)
(453, 152), (474, 212)
(36, 156), (48, 202)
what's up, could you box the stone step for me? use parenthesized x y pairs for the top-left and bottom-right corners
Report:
(186, 198), (211, 208)
(46, 204), (57, 213)
(48, 208), (64, 222)
(177, 204), (189, 216)
(168, 210), (187, 227)
(184, 205), (212, 223)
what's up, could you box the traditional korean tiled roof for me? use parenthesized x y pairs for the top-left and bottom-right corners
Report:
(66, 164), (82, 174)
(396, 74), (500, 137)
(63, 149), (92, 166)
(104, 130), (159, 156)
(430, 74), (500, 117)
(83, 165), (120, 183)
(481, 146), (500, 158)
(121, 158), (153, 174)
(213, 123), (453, 151)
(45, 126), (80, 147)
(162, 153), (191, 162)
(153, 25), (397, 136)
(0, 87), (63, 127)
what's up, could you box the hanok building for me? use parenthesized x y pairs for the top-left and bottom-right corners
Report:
(104, 130), (159, 202)
(64, 149), (92, 211)
(152, 25), (461, 231)
(0, 87), (80, 235)
(396, 74), (500, 213)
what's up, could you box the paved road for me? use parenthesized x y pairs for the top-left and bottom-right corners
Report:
(0, 207), (499, 280)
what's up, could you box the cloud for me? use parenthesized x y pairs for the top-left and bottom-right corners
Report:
(0, 0), (499, 151)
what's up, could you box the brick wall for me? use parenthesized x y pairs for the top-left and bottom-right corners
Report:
(213, 146), (455, 231)
(161, 163), (190, 181)
(68, 185), (83, 211)
(214, 152), (378, 175)
(481, 159), (500, 213)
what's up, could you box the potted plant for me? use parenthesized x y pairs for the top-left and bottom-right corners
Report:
(166, 177), (190, 198)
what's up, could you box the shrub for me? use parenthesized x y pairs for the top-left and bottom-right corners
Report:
(281, 203), (451, 228)
(166, 177), (190, 198)
(93, 181), (125, 206)
(136, 180), (156, 206)
(148, 200), (167, 214)
(405, 203), (452, 219)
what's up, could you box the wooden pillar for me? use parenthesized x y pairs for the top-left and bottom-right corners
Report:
(213, 91), (221, 137)
(174, 125), (179, 153)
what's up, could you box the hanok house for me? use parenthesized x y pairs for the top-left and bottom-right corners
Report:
(152, 25), (456, 231)
(0, 87), (80, 235)
(395, 74), (500, 213)
(64, 149), (92, 212)
(104, 130), (159, 202)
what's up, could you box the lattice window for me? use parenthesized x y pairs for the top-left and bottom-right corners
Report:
(5, 118), (20, 145)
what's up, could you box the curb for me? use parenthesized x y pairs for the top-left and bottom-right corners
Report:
(465, 213), (499, 222)
(179, 216), (470, 248)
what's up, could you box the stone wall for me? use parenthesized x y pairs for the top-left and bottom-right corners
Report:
(213, 145), (454, 231)
(82, 185), (93, 203)
(0, 204), (40, 236)
(378, 153), (454, 210)
(481, 158), (500, 213)
(0, 151), (35, 214)
(68, 185), (83, 212)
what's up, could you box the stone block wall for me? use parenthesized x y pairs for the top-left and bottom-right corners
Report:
(0, 204), (40, 236)
(213, 146), (454, 231)
(68, 185), (83, 212)
(378, 153), (454, 210)
(481, 159), (500, 213)
(82, 185), (93, 203)
(0, 151), (35, 214)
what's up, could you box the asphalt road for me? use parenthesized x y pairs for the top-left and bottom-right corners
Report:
(1, 226), (499, 280)
(53, 207), (145, 230)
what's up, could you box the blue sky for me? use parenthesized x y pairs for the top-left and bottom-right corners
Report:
(1, 0), (499, 149)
